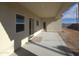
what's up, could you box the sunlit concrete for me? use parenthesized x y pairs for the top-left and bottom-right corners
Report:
(11, 32), (74, 56)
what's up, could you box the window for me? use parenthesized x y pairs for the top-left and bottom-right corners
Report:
(36, 20), (39, 26)
(16, 14), (25, 32)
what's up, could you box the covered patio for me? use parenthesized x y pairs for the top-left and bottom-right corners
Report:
(0, 2), (79, 56)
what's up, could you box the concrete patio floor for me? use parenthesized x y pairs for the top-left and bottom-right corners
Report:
(11, 32), (74, 56)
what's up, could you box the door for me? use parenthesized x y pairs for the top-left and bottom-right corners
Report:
(43, 22), (47, 31)
(29, 18), (34, 35)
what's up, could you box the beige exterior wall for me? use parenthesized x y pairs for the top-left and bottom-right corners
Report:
(34, 18), (43, 32)
(47, 19), (62, 32)
(0, 3), (42, 56)
(0, 3), (62, 55)
(42, 18), (62, 32)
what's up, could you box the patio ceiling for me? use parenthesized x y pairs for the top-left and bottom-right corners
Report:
(19, 2), (73, 18)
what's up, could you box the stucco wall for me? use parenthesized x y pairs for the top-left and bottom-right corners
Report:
(47, 19), (62, 32)
(0, 3), (42, 56)
(34, 18), (43, 32)
(42, 18), (62, 32)
(0, 3), (62, 56)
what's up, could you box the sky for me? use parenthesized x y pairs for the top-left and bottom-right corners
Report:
(62, 3), (78, 24)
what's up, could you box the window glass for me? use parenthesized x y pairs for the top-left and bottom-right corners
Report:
(16, 14), (25, 32)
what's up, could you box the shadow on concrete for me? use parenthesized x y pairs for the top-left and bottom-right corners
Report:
(14, 47), (37, 56)
(56, 46), (72, 53)
(71, 51), (79, 56)
(56, 45), (74, 56)
(56, 45), (79, 56)
(30, 41), (72, 56)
